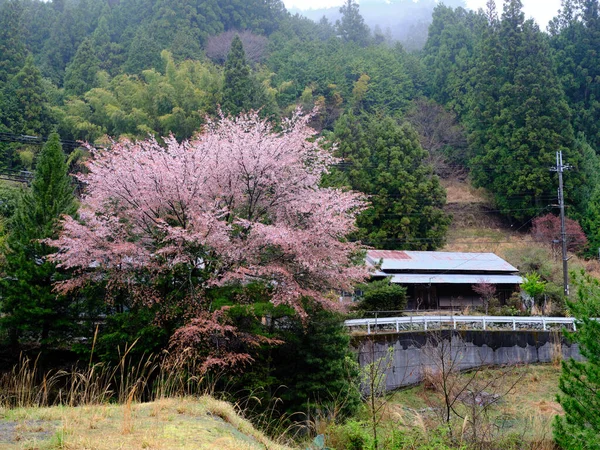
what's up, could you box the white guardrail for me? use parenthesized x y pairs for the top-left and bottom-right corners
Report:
(344, 315), (579, 334)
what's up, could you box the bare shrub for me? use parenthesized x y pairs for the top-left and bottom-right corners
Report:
(404, 98), (468, 179)
(421, 331), (524, 447)
(205, 30), (268, 65)
(360, 340), (394, 450)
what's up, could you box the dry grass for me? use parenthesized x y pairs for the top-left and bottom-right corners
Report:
(389, 364), (562, 443)
(442, 179), (490, 205)
(0, 397), (295, 450)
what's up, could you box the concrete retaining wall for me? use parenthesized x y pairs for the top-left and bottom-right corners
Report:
(353, 331), (581, 391)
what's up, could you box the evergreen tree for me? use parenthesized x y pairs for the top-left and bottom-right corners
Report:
(64, 38), (100, 96)
(222, 35), (254, 116)
(0, 133), (77, 348)
(422, 5), (486, 116)
(41, 4), (89, 86)
(328, 113), (450, 250)
(0, 55), (55, 137)
(123, 28), (163, 74)
(468, 0), (579, 221)
(336, 0), (371, 46)
(553, 273), (600, 449)
(227, 297), (360, 418)
(583, 186), (600, 257)
(0, 0), (26, 85)
(92, 9), (124, 75)
(551, 0), (600, 151)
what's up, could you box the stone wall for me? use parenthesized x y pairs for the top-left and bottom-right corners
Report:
(353, 330), (581, 391)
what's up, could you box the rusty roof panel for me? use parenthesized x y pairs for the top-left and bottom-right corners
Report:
(366, 250), (519, 273)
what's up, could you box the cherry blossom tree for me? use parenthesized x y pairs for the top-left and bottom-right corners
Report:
(49, 110), (367, 372)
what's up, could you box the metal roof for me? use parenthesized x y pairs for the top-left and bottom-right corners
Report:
(366, 250), (519, 273)
(386, 274), (523, 285)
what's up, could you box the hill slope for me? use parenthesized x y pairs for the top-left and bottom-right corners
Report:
(0, 397), (294, 450)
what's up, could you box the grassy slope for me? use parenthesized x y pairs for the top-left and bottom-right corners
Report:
(441, 179), (600, 278)
(0, 397), (294, 450)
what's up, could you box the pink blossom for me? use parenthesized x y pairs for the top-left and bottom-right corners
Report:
(50, 110), (368, 372)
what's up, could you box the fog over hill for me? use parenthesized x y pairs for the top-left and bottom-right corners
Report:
(289, 0), (466, 50)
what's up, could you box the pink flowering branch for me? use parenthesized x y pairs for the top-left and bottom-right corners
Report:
(49, 109), (368, 373)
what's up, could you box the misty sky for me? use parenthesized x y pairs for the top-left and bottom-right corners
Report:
(283, 0), (563, 29)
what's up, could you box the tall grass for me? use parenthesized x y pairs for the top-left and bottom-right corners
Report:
(0, 346), (217, 409)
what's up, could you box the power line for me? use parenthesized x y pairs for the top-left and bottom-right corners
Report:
(0, 132), (106, 152)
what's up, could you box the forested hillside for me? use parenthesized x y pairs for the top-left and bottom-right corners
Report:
(2, 0), (599, 249)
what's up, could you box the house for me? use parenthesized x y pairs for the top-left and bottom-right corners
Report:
(366, 250), (522, 310)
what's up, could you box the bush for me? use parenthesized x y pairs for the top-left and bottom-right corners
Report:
(327, 419), (372, 450)
(353, 278), (407, 317)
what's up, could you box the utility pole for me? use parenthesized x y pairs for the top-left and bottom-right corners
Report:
(551, 151), (571, 296)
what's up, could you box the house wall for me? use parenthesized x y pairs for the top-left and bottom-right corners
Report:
(405, 283), (519, 310)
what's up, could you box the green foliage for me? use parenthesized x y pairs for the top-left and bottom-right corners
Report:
(0, 133), (77, 348)
(336, 0), (370, 47)
(89, 307), (170, 364)
(64, 38), (100, 96)
(0, 182), (20, 219)
(553, 272), (600, 449)
(221, 35), (271, 117)
(422, 5), (485, 117)
(583, 185), (600, 257)
(57, 51), (222, 142)
(268, 39), (413, 122)
(0, 0), (26, 85)
(1, 55), (55, 137)
(467, 0), (580, 221)
(521, 273), (546, 301)
(327, 112), (450, 249)
(354, 278), (407, 316)
(222, 35), (252, 116)
(224, 295), (360, 420)
(122, 28), (163, 75)
(551, 0), (600, 152)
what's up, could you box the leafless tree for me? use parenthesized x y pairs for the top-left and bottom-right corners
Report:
(404, 98), (468, 179)
(360, 340), (394, 450)
(421, 331), (524, 447)
(205, 30), (269, 65)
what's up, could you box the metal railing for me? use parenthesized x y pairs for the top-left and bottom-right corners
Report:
(345, 315), (579, 334)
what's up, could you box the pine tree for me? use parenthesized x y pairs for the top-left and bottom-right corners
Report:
(583, 186), (600, 257)
(422, 5), (486, 116)
(0, 133), (77, 348)
(553, 273), (600, 449)
(64, 38), (101, 96)
(41, 4), (89, 86)
(123, 28), (163, 74)
(468, 0), (580, 221)
(0, 55), (55, 139)
(336, 0), (371, 46)
(551, 0), (600, 151)
(0, 0), (26, 85)
(222, 35), (254, 116)
(328, 113), (450, 250)
(92, 9), (124, 75)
